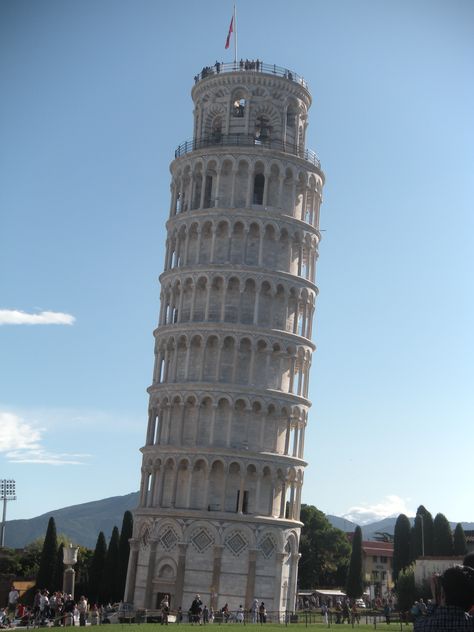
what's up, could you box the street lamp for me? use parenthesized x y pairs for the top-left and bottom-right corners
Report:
(420, 514), (425, 557)
(0, 479), (16, 547)
(63, 543), (79, 598)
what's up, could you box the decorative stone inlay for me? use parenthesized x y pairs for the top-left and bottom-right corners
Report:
(225, 531), (248, 556)
(159, 527), (178, 551)
(191, 528), (214, 553)
(260, 535), (276, 559)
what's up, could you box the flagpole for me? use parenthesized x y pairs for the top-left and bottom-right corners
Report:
(234, 4), (237, 65)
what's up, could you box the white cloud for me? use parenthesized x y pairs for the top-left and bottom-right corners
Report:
(343, 495), (414, 525)
(0, 309), (75, 326)
(0, 411), (89, 465)
(0, 412), (42, 451)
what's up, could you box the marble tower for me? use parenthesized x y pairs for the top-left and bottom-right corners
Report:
(125, 60), (324, 616)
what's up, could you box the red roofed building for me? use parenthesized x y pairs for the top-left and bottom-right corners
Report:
(361, 541), (394, 598)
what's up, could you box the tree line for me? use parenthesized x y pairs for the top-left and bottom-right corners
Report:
(1, 511), (133, 605)
(299, 503), (469, 602)
(393, 504), (467, 581)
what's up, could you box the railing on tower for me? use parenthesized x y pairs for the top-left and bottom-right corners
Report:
(175, 134), (321, 169)
(193, 60), (309, 90)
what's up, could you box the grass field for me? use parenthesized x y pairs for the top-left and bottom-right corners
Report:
(98, 624), (413, 632)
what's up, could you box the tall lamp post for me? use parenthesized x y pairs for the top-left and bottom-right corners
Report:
(0, 479), (16, 547)
(63, 543), (79, 598)
(420, 514), (425, 557)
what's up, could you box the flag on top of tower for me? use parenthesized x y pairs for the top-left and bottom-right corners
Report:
(225, 13), (234, 49)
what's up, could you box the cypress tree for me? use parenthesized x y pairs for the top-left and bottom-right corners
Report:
(346, 526), (364, 598)
(89, 532), (107, 604)
(433, 513), (453, 556)
(100, 526), (120, 604)
(393, 514), (411, 581)
(411, 505), (434, 559)
(453, 523), (467, 556)
(36, 517), (58, 590)
(118, 511), (133, 599)
(395, 566), (416, 612)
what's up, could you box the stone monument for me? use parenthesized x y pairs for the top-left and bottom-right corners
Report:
(125, 60), (324, 616)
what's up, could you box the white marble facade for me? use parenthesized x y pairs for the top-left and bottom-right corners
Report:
(125, 62), (324, 616)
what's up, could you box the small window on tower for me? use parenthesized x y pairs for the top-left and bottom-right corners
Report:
(255, 115), (271, 141)
(253, 173), (265, 205)
(211, 117), (222, 142)
(286, 108), (296, 128)
(203, 175), (213, 208)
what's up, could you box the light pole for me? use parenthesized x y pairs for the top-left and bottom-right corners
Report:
(420, 514), (425, 557)
(0, 479), (16, 547)
(63, 543), (79, 598)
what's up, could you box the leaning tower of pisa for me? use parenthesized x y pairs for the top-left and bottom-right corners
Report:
(124, 61), (324, 616)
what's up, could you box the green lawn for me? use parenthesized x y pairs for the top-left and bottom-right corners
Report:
(100, 624), (412, 632)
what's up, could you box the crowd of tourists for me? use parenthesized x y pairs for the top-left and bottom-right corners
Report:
(1, 587), (113, 628)
(159, 594), (267, 625)
(4, 552), (474, 628)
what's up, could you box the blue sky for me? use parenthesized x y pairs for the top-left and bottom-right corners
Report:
(1, 0), (473, 527)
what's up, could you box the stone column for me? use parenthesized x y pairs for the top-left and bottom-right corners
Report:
(175, 543), (188, 607)
(144, 540), (158, 608)
(124, 540), (139, 603)
(245, 549), (258, 608)
(210, 545), (224, 610)
(273, 552), (286, 616)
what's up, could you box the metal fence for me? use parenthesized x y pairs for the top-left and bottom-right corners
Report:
(194, 61), (309, 90)
(174, 134), (321, 169)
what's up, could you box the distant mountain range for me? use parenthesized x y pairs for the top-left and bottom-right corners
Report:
(327, 515), (474, 541)
(4, 492), (140, 548)
(4, 492), (473, 549)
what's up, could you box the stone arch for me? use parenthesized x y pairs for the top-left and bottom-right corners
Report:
(224, 276), (241, 322)
(207, 459), (226, 511)
(252, 160), (265, 205)
(218, 158), (234, 207)
(214, 397), (232, 448)
(204, 105), (225, 139)
(187, 334), (204, 382)
(246, 221), (260, 265)
(196, 396), (213, 448)
(253, 103), (281, 141)
(234, 159), (250, 208)
(244, 463), (258, 514)
(230, 87), (249, 121)
(203, 160), (218, 208)
(259, 466), (273, 516)
(282, 166), (295, 212)
(181, 395), (198, 446)
(230, 221), (245, 264)
(220, 335), (236, 383)
(174, 458), (192, 508)
(185, 222), (198, 266)
(267, 162), (281, 208)
(189, 458), (208, 509)
(235, 336), (252, 384)
(199, 221), (213, 264)
(202, 336), (219, 382)
(262, 223), (278, 270)
(208, 275), (225, 322)
(231, 398), (249, 448)
(258, 280), (273, 327)
(241, 277), (256, 324)
(161, 457), (176, 508)
(224, 461), (242, 513)
(191, 162), (204, 210)
(191, 276), (206, 322)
